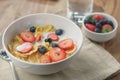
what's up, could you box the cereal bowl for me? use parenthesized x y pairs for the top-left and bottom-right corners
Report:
(2, 13), (83, 75)
(82, 12), (118, 42)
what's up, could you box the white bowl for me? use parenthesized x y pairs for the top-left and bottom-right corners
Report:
(2, 13), (83, 75)
(82, 12), (118, 42)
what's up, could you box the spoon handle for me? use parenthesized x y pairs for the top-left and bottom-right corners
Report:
(9, 61), (19, 80)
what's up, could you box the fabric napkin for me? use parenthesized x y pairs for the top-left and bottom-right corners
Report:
(0, 35), (120, 80)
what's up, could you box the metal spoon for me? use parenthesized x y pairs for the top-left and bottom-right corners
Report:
(71, 12), (85, 25)
(0, 49), (19, 80)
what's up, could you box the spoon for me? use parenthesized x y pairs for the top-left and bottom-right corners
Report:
(71, 12), (85, 25)
(0, 49), (19, 80)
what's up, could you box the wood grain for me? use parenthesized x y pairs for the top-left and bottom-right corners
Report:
(94, 0), (120, 63)
(0, 0), (120, 79)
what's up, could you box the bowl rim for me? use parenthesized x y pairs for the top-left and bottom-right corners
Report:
(2, 13), (83, 65)
(82, 12), (118, 35)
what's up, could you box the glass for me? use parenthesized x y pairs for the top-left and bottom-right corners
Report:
(67, 0), (93, 24)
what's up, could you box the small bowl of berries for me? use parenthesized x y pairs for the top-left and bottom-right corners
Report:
(82, 12), (118, 42)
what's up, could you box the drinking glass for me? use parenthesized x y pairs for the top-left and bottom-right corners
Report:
(67, 0), (93, 24)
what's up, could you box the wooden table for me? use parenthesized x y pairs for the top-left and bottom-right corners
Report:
(0, 0), (120, 79)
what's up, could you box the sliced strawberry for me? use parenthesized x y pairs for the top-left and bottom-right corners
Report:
(47, 33), (59, 41)
(16, 42), (33, 53)
(35, 35), (41, 42)
(49, 48), (66, 62)
(102, 24), (113, 32)
(20, 31), (35, 43)
(93, 14), (105, 21)
(39, 55), (51, 63)
(85, 23), (96, 31)
(58, 39), (74, 51)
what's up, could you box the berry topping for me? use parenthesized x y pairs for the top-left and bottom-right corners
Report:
(106, 20), (113, 27)
(38, 46), (47, 54)
(20, 31), (35, 43)
(84, 14), (114, 33)
(85, 23), (96, 31)
(55, 29), (63, 35)
(94, 28), (101, 33)
(52, 43), (58, 47)
(58, 38), (74, 51)
(39, 55), (51, 63)
(45, 38), (52, 43)
(47, 33), (59, 41)
(102, 24), (113, 33)
(93, 14), (105, 21)
(16, 42), (33, 53)
(35, 35), (41, 42)
(96, 22), (102, 29)
(29, 26), (36, 32)
(99, 19), (108, 25)
(49, 48), (66, 62)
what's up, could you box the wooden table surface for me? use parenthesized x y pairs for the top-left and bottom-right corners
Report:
(0, 0), (120, 79)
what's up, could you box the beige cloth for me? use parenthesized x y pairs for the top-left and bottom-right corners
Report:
(0, 36), (120, 80)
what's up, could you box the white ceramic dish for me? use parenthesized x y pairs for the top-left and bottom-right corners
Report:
(82, 12), (118, 42)
(2, 13), (83, 75)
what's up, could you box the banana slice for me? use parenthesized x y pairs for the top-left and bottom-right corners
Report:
(43, 42), (50, 50)
(35, 26), (43, 35)
(43, 24), (55, 32)
(8, 44), (13, 53)
(66, 45), (77, 57)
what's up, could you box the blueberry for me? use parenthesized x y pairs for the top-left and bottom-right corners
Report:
(92, 20), (98, 25)
(29, 26), (36, 32)
(45, 38), (52, 43)
(94, 28), (101, 33)
(52, 43), (58, 47)
(55, 29), (63, 35)
(99, 19), (107, 25)
(107, 20), (113, 27)
(38, 46), (47, 54)
(96, 22), (102, 29)
(84, 17), (95, 24)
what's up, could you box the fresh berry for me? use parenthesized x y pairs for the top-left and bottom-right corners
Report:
(96, 22), (102, 29)
(84, 16), (95, 24)
(102, 24), (113, 33)
(47, 33), (59, 41)
(92, 20), (98, 25)
(16, 42), (33, 53)
(39, 55), (51, 63)
(20, 31), (35, 42)
(58, 38), (74, 51)
(106, 20), (113, 27)
(93, 14), (105, 21)
(94, 28), (101, 33)
(35, 35), (41, 42)
(99, 19), (107, 25)
(85, 23), (96, 31)
(38, 46), (47, 54)
(55, 29), (63, 35)
(49, 48), (66, 62)
(45, 38), (52, 43)
(29, 26), (36, 32)
(52, 43), (58, 47)
(84, 18), (92, 24)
